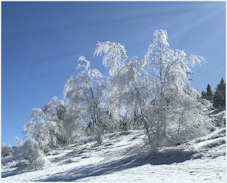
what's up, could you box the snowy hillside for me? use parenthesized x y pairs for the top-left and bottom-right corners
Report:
(2, 123), (226, 182)
(3, 28), (226, 182)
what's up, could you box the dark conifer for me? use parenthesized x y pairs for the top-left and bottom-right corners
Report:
(201, 91), (206, 99)
(206, 84), (213, 101)
(213, 77), (226, 108)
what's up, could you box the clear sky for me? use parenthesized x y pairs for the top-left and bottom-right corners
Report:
(2, 1), (226, 146)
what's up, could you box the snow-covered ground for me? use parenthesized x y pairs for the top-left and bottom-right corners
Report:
(1, 112), (226, 182)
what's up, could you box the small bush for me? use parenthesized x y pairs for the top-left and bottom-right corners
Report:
(1, 143), (14, 157)
(14, 138), (47, 172)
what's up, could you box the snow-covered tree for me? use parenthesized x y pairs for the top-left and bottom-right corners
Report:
(24, 97), (67, 152)
(42, 97), (66, 144)
(24, 117), (53, 152)
(64, 56), (105, 145)
(142, 29), (209, 149)
(24, 108), (50, 152)
(94, 42), (154, 144)
(95, 29), (210, 151)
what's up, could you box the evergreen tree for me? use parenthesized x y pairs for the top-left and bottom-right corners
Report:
(206, 84), (213, 101)
(201, 91), (206, 99)
(213, 77), (226, 108)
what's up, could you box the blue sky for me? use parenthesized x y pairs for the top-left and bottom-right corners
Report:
(2, 1), (226, 146)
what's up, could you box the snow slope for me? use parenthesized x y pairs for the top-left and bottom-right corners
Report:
(2, 126), (226, 182)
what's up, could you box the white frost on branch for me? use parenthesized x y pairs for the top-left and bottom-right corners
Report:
(94, 41), (129, 76)
(77, 56), (103, 81)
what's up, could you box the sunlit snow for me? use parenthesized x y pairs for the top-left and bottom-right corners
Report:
(2, 110), (226, 182)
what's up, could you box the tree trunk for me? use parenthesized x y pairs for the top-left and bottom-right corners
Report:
(96, 119), (103, 145)
(96, 128), (102, 145)
(140, 109), (153, 151)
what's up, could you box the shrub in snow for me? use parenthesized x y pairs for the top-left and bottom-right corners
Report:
(14, 138), (47, 172)
(1, 143), (14, 157)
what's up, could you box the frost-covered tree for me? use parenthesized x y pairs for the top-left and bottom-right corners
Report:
(42, 97), (67, 144)
(24, 118), (54, 152)
(143, 29), (209, 149)
(24, 97), (67, 152)
(24, 108), (50, 152)
(94, 42), (154, 143)
(64, 56), (105, 145)
(95, 29), (210, 151)
(94, 41), (129, 76)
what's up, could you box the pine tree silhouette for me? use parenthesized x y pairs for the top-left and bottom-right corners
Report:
(206, 84), (213, 101)
(213, 77), (226, 108)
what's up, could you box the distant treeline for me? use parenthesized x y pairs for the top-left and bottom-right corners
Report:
(201, 77), (226, 109)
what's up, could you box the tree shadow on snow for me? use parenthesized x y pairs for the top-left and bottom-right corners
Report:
(1, 169), (18, 178)
(36, 153), (191, 182)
